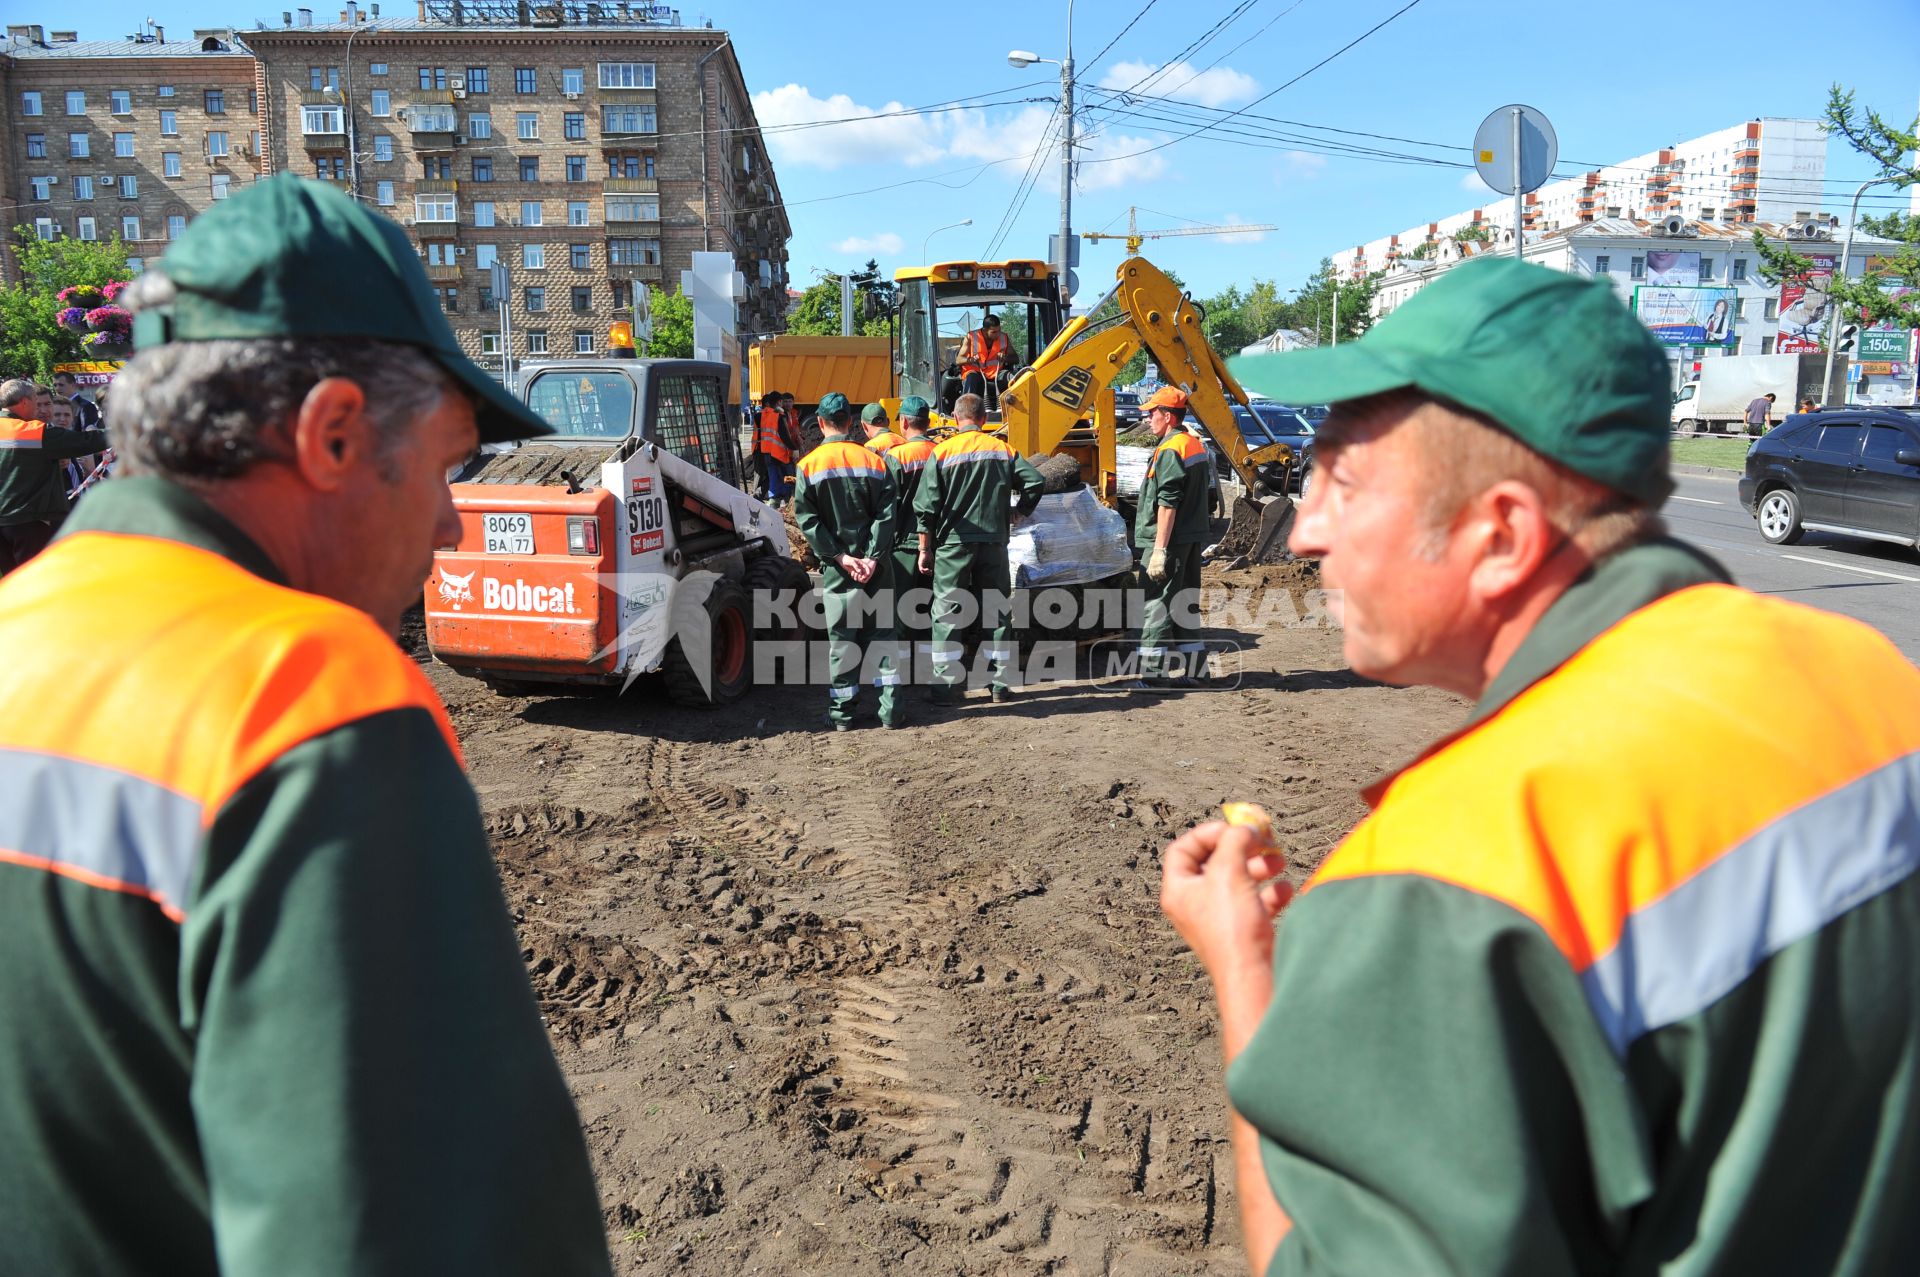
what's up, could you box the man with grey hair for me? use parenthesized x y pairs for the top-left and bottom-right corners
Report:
(0, 176), (612, 1274)
(0, 376), (109, 572)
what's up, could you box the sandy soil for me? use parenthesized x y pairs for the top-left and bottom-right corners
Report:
(414, 558), (1462, 1274)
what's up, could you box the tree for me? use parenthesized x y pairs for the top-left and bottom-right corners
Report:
(1403, 241), (1437, 261)
(783, 261), (893, 337)
(640, 284), (693, 358)
(1754, 88), (1918, 334)
(1453, 224), (1492, 245)
(0, 231), (132, 381)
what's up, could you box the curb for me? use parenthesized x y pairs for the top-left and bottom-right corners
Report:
(1672, 463), (1743, 479)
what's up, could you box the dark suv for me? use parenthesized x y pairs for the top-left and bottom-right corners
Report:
(1739, 408), (1920, 547)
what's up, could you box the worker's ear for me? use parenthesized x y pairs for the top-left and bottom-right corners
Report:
(289, 376), (374, 492)
(1464, 480), (1561, 603)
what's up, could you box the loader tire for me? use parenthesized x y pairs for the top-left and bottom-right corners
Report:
(662, 577), (754, 706)
(745, 554), (820, 645)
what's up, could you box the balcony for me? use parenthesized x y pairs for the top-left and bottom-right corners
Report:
(416, 178), (459, 195)
(405, 105), (458, 135)
(426, 263), (462, 282)
(610, 262), (663, 284)
(604, 176), (658, 194)
(604, 209), (660, 227)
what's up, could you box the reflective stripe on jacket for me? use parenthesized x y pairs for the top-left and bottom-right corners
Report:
(756, 407), (793, 463)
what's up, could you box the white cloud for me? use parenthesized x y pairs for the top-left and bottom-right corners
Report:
(751, 84), (946, 170)
(1075, 132), (1168, 191)
(1278, 151), (1327, 181)
(1460, 169), (1492, 193)
(1213, 215), (1270, 245)
(948, 103), (1055, 163)
(1099, 60), (1258, 108)
(833, 232), (905, 255)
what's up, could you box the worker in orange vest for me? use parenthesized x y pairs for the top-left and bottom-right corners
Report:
(958, 314), (1013, 405)
(752, 390), (794, 506)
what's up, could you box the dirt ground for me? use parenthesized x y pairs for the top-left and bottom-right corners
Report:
(414, 557), (1463, 1274)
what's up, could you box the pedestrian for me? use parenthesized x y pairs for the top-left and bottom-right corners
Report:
(792, 391), (902, 730)
(861, 401), (901, 454)
(752, 389), (792, 505)
(1131, 386), (1214, 690)
(781, 392), (802, 459)
(0, 377), (110, 573)
(0, 175), (611, 1275)
(914, 392), (1044, 704)
(887, 396), (937, 661)
(1743, 390), (1775, 434)
(1160, 257), (1920, 1275)
(1799, 397), (1819, 414)
(53, 370), (101, 429)
(32, 384), (55, 422)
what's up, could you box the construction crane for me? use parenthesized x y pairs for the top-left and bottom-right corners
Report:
(1080, 206), (1279, 257)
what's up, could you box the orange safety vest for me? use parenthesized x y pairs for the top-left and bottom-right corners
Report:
(865, 430), (901, 455)
(756, 406), (792, 463)
(0, 418), (47, 449)
(961, 328), (1011, 376)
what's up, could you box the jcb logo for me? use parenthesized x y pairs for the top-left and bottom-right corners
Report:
(1041, 365), (1096, 412)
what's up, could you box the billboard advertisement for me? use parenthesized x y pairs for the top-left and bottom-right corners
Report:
(1644, 251), (1701, 287)
(1634, 286), (1738, 347)
(52, 360), (123, 387)
(1776, 254), (1836, 354)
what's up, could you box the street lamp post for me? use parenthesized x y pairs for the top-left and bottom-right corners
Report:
(923, 217), (973, 262)
(1823, 177), (1890, 407)
(327, 22), (376, 200)
(1008, 0), (1076, 308)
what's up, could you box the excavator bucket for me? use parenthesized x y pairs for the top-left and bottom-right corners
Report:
(1248, 495), (1297, 563)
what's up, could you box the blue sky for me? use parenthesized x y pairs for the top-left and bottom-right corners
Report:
(57, 0), (1920, 303)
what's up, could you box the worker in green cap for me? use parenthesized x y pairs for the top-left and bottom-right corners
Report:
(1163, 256), (1920, 1276)
(793, 390), (902, 729)
(0, 175), (611, 1275)
(861, 401), (902, 456)
(887, 396), (938, 663)
(1131, 384), (1213, 690)
(913, 392), (1045, 704)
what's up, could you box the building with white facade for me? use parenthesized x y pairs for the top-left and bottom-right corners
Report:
(1339, 119), (1829, 281)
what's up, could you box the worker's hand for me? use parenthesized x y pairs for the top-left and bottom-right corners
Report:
(917, 549), (933, 575)
(1146, 547), (1169, 582)
(1160, 820), (1292, 985)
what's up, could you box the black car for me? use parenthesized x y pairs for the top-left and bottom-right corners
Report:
(1230, 402), (1314, 494)
(1739, 407), (1920, 547)
(1113, 389), (1142, 429)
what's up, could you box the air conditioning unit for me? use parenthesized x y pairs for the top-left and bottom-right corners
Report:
(563, 90), (581, 100)
(454, 134), (468, 144)
(1795, 221), (1831, 241)
(452, 87), (467, 99)
(449, 76), (464, 89)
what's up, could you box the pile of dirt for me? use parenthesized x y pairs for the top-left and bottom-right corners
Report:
(1214, 495), (1298, 563)
(1027, 452), (1084, 493)
(780, 505), (818, 568)
(1115, 427), (1157, 449)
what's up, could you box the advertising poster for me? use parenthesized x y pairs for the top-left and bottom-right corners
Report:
(51, 360), (123, 387)
(1644, 251), (1701, 287)
(1633, 286), (1738, 347)
(1776, 254), (1836, 353)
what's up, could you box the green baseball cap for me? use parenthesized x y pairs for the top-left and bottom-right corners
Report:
(818, 391), (850, 418)
(899, 395), (931, 420)
(860, 402), (889, 425)
(131, 173), (550, 443)
(1229, 258), (1672, 503)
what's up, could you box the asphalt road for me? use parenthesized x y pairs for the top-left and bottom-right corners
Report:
(1665, 472), (1920, 662)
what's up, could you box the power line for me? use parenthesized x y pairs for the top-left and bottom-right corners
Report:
(982, 110), (1065, 259)
(1080, 0), (1163, 76)
(1153, 0), (1311, 101)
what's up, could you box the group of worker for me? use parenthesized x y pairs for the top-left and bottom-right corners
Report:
(748, 389), (801, 505)
(0, 375), (113, 574)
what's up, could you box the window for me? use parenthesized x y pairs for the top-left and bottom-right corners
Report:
(120, 175), (138, 197)
(475, 243), (498, 268)
(302, 106), (344, 135)
(650, 373), (735, 483)
(562, 67), (585, 95)
(571, 286), (591, 312)
(29, 177), (52, 201)
(111, 89), (132, 114)
(528, 331), (548, 355)
(315, 156), (345, 179)
(1732, 258), (1748, 282)
(157, 84), (175, 97)
(77, 216), (97, 241)
(1862, 424), (1911, 464)
(73, 176), (94, 200)
(479, 285), (496, 309)
(376, 180), (395, 206)
(570, 243), (590, 269)
(34, 218), (56, 241)
(418, 66), (446, 90)
(369, 61), (388, 76)
(574, 330), (594, 354)
(611, 280), (629, 310)
(516, 112), (539, 141)
(598, 62), (655, 89)
(66, 91), (86, 115)
(127, 255), (145, 273)
(25, 134), (44, 158)
(370, 88), (390, 116)
(520, 200), (543, 226)
(122, 215), (141, 240)
(606, 196), (658, 222)
(160, 110), (178, 136)
(410, 105), (457, 131)
(1629, 255), (1646, 280)
(1764, 298), (1779, 321)
(563, 111), (585, 140)
(22, 91), (42, 116)
(249, 88), (259, 114)
(523, 243), (545, 270)
(565, 155), (586, 182)
(482, 332), (501, 355)
(167, 215), (187, 240)
(1699, 208), (1715, 221)
(440, 287), (459, 313)
(608, 237), (661, 266)
(567, 201), (589, 226)
(115, 132), (135, 157)
(607, 153), (654, 179)
(472, 156), (494, 181)
(465, 66), (490, 93)
(69, 133), (90, 158)
(373, 135), (393, 161)
(310, 66), (339, 91)
(1761, 336), (1776, 355)
(205, 89), (226, 114)
(601, 105), (657, 135)
(425, 241), (454, 266)
(1594, 255), (1610, 274)
(467, 113), (492, 139)
(423, 155), (451, 179)
(473, 201), (496, 227)
(211, 173), (231, 200)
(1814, 422), (1862, 456)
(415, 194), (457, 222)
(514, 67), (537, 93)
(207, 131), (229, 157)
(1699, 257), (1716, 282)
(1735, 298), (1748, 320)
(525, 368), (637, 435)
(519, 156), (539, 181)
(525, 286), (546, 311)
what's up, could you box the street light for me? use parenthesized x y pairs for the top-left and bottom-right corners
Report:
(1823, 176), (1890, 407)
(923, 217), (973, 261)
(1006, 0), (1075, 307)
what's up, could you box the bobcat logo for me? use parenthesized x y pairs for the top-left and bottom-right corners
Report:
(437, 568), (476, 608)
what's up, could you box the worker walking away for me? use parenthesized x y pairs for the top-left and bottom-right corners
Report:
(1161, 257), (1920, 1276)
(1132, 386), (1213, 690)
(0, 377), (110, 574)
(958, 314), (1013, 406)
(0, 175), (611, 1276)
(914, 392), (1045, 704)
(861, 402), (902, 455)
(887, 396), (938, 664)
(754, 389), (794, 506)
(793, 391), (903, 730)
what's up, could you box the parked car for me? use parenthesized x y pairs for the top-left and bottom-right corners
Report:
(1226, 402), (1314, 494)
(1113, 389), (1142, 429)
(1739, 407), (1920, 547)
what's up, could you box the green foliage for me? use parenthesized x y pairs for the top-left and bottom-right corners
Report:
(1754, 87), (1918, 334)
(1403, 241), (1437, 261)
(783, 261), (893, 337)
(640, 284), (694, 358)
(0, 230), (132, 381)
(1453, 224), (1492, 245)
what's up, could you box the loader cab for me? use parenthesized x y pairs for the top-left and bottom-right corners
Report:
(894, 260), (1064, 418)
(521, 358), (744, 488)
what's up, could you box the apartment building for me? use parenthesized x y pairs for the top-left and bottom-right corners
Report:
(245, 1), (790, 372)
(0, 23), (260, 282)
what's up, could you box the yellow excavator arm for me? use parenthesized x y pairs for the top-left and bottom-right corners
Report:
(996, 256), (1295, 496)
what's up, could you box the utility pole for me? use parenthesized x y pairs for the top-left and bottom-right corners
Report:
(1510, 105), (1524, 262)
(1824, 177), (1889, 406)
(340, 20), (376, 200)
(1057, 0), (1075, 310)
(1330, 271), (1341, 348)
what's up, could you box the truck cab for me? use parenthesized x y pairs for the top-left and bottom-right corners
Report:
(894, 260), (1066, 417)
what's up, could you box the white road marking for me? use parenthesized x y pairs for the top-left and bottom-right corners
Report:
(1670, 495), (1723, 505)
(1780, 554), (1920, 584)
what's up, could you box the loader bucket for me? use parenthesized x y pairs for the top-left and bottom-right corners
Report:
(1248, 495), (1297, 563)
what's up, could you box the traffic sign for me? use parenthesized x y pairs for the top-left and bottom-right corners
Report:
(1474, 104), (1557, 195)
(1860, 330), (1911, 360)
